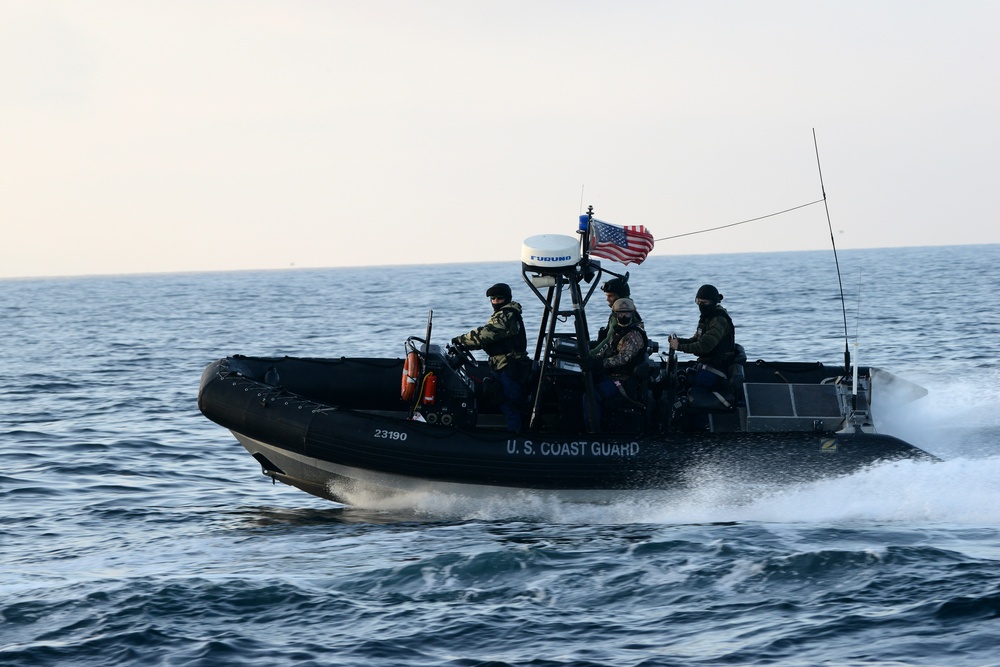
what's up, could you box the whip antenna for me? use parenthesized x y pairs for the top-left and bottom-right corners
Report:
(812, 128), (851, 372)
(852, 268), (863, 405)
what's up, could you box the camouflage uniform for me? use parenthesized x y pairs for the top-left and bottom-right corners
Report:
(587, 319), (648, 425)
(453, 300), (529, 432)
(453, 301), (528, 371)
(592, 304), (644, 356)
(676, 305), (735, 371)
(593, 323), (648, 381)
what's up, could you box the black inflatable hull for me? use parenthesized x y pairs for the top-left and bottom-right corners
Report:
(198, 357), (936, 504)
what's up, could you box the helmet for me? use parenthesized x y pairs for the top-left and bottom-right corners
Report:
(611, 299), (635, 313)
(486, 283), (512, 301)
(612, 297), (636, 325)
(695, 284), (722, 303)
(601, 277), (630, 298)
(611, 298), (636, 313)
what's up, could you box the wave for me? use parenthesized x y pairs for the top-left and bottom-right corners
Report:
(323, 455), (1000, 528)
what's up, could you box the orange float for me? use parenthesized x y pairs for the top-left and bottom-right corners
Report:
(400, 351), (420, 402)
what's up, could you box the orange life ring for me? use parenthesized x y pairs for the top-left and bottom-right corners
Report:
(401, 351), (420, 402)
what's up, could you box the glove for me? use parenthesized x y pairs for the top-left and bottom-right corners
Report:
(451, 337), (462, 347)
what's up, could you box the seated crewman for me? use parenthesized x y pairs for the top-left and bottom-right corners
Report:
(591, 277), (643, 355)
(669, 284), (737, 403)
(585, 298), (648, 421)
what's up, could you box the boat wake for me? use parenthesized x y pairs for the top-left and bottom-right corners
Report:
(318, 370), (1000, 525)
(324, 451), (1000, 527)
(874, 370), (1000, 460)
(663, 455), (1000, 526)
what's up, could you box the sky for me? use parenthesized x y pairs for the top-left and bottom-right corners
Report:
(2, 0), (998, 279)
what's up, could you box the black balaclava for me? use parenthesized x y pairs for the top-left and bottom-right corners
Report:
(486, 283), (512, 312)
(696, 284), (722, 317)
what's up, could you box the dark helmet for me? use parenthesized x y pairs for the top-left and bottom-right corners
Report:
(695, 284), (722, 303)
(601, 277), (630, 298)
(486, 283), (512, 301)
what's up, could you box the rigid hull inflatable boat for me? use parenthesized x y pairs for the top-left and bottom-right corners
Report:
(198, 225), (935, 505)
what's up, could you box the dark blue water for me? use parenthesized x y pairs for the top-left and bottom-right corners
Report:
(3, 245), (999, 666)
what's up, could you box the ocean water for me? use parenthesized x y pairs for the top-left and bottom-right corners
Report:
(2, 244), (999, 666)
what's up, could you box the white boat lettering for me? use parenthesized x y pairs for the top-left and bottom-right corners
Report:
(505, 439), (640, 457)
(540, 441), (586, 456)
(505, 439), (534, 454)
(373, 429), (408, 441)
(591, 441), (640, 456)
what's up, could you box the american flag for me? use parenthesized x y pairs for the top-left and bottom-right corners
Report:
(588, 218), (654, 265)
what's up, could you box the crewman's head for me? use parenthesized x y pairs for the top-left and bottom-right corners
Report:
(486, 283), (512, 311)
(601, 277), (630, 307)
(612, 297), (636, 326)
(695, 284), (722, 306)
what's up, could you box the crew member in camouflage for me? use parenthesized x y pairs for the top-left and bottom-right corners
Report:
(591, 299), (648, 380)
(669, 283), (736, 392)
(452, 283), (529, 431)
(585, 298), (648, 423)
(591, 276), (643, 355)
(670, 285), (736, 373)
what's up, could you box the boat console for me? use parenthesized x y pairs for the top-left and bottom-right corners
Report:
(409, 342), (478, 427)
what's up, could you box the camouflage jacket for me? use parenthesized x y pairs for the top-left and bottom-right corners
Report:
(594, 324), (648, 380)
(677, 305), (735, 369)
(454, 301), (528, 371)
(591, 308), (644, 355)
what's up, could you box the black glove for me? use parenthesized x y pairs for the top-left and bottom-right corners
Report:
(451, 337), (462, 347)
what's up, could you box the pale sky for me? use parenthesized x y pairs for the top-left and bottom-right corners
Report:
(2, 0), (997, 279)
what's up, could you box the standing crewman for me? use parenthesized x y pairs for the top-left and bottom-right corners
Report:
(452, 283), (530, 432)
